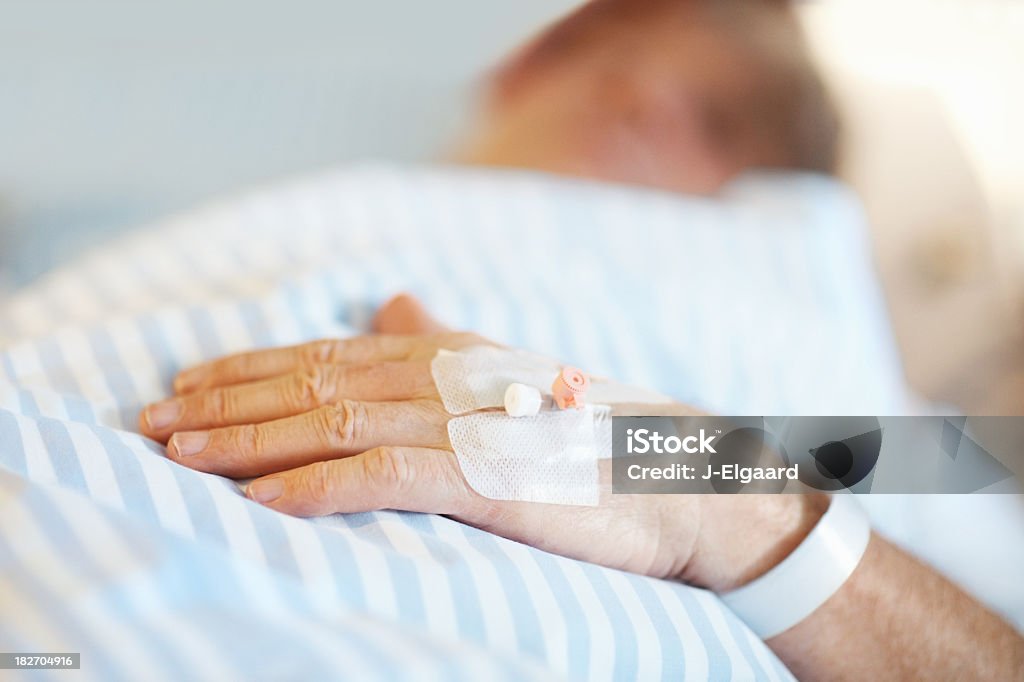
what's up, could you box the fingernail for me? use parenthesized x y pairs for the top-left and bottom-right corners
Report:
(145, 399), (182, 430)
(174, 366), (207, 393)
(248, 478), (284, 504)
(170, 431), (209, 457)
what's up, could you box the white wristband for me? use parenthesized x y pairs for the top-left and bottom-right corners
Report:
(720, 494), (871, 639)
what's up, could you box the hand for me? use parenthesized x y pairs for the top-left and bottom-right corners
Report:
(140, 294), (826, 592)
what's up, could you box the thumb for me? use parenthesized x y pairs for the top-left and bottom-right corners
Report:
(372, 293), (450, 335)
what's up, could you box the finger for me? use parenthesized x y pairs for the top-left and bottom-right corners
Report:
(244, 445), (626, 566)
(372, 293), (450, 335)
(167, 399), (451, 477)
(142, 361), (437, 440)
(173, 336), (423, 394)
(245, 447), (477, 516)
(249, 451), (697, 582)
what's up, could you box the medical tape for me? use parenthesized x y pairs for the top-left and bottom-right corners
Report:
(447, 406), (611, 506)
(433, 345), (668, 504)
(431, 346), (561, 415)
(431, 345), (673, 415)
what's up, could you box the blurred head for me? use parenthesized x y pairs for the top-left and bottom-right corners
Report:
(458, 0), (838, 194)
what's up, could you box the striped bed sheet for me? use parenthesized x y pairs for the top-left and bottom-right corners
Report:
(0, 165), (908, 681)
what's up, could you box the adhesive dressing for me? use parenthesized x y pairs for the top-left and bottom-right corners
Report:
(448, 406), (612, 506)
(433, 345), (670, 504)
(431, 346), (561, 415)
(432, 345), (674, 414)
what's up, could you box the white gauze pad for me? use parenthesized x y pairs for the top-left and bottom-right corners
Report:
(432, 345), (674, 414)
(432, 346), (561, 414)
(448, 406), (611, 506)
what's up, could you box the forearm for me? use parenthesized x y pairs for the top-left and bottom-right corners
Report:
(769, 533), (1024, 681)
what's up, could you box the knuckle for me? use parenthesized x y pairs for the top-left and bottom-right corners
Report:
(318, 399), (365, 450)
(233, 424), (268, 466)
(301, 460), (336, 502)
(363, 447), (413, 495)
(202, 388), (232, 422)
(292, 365), (334, 408)
(304, 339), (343, 365)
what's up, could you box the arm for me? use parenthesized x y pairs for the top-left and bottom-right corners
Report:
(141, 296), (1024, 680)
(686, 492), (1024, 679)
(771, 532), (1024, 681)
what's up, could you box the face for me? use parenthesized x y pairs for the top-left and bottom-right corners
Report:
(458, 0), (836, 195)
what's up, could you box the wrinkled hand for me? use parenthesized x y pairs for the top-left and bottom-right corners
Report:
(140, 294), (825, 592)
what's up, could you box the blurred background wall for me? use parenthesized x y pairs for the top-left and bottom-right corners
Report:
(0, 0), (582, 285)
(1, 0), (1022, 412)
(801, 0), (1024, 413)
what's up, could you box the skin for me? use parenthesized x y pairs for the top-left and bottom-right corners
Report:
(140, 295), (1024, 680)
(456, 0), (839, 195)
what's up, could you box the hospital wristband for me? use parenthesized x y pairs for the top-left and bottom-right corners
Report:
(720, 494), (871, 639)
